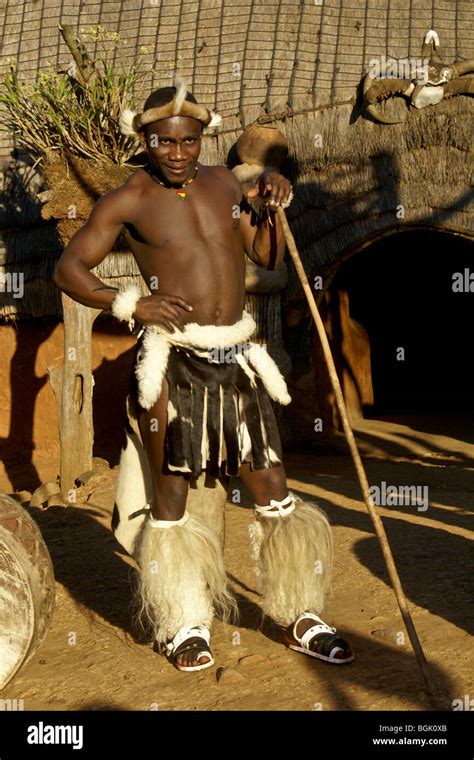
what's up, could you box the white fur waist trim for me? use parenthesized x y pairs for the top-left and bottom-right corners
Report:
(145, 309), (256, 349)
(134, 309), (291, 410)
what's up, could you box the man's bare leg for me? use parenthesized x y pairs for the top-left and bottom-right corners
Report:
(239, 462), (352, 660)
(137, 376), (189, 520)
(137, 378), (211, 669)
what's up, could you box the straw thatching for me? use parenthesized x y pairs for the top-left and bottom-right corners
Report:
(1, 0), (472, 320)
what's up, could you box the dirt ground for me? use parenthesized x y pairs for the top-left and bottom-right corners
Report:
(1, 413), (473, 712)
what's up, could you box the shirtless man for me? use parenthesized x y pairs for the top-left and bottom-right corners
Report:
(53, 78), (353, 672)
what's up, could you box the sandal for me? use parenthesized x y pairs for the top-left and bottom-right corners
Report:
(163, 625), (214, 672)
(284, 612), (354, 665)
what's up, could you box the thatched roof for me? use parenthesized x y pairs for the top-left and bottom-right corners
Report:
(1, 0), (473, 320)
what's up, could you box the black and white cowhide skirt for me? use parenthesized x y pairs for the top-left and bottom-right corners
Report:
(162, 344), (283, 477)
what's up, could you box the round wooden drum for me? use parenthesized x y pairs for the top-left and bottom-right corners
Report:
(0, 493), (55, 690)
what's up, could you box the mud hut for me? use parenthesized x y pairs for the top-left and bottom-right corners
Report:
(0, 0), (472, 495)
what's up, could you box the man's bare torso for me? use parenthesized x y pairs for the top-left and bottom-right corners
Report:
(120, 163), (246, 326)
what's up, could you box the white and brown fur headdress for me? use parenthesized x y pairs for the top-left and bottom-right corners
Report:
(119, 72), (222, 137)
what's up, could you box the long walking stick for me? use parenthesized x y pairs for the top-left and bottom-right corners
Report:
(276, 205), (438, 702)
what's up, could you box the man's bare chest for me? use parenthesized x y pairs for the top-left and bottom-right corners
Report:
(124, 180), (240, 251)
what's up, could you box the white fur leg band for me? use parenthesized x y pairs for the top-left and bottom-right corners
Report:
(111, 284), (142, 331)
(255, 493), (296, 518)
(135, 510), (236, 644)
(149, 511), (190, 529)
(249, 494), (333, 625)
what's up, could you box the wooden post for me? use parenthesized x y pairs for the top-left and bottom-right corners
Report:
(49, 294), (100, 499)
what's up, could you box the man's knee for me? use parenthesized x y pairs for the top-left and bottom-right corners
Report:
(243, 462), (287, 502)
(261, 464), (286, 488)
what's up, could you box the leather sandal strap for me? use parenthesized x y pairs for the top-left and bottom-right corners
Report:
(305, 633), (348, 659)
(299, 623), (337, 650)
(292, 612), (336, 643)
(165, 624), (210, 655)
(172, 638), (211, 659)
(290, 612), (351, 661)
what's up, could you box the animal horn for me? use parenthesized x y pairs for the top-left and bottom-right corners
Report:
(443, 78), (474, 97)
(451, 59), (474, 77)
(362, 71), (412, 124)
(172, 71), (188, 115)
(422, 29), (442, 61)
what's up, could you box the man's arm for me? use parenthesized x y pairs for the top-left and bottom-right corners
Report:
(237, 169), (291, 270)
(53, 183), (194, 331)
(53, 186), (136, 311)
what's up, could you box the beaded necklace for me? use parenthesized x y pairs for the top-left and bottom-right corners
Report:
(144, 162), (198, 199)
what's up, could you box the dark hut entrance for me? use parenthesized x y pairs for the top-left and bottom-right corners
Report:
(323, 229), (473, 433)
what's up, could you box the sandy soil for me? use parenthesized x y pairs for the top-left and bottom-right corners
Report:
(1, 414), (473, 712)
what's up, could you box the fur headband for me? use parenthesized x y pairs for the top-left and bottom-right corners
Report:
(119, 72), (222, 137)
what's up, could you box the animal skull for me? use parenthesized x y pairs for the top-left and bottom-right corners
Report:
(363, 30), (474, 124)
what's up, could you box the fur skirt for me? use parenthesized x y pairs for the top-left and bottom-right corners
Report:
(131, 336), (287, 478)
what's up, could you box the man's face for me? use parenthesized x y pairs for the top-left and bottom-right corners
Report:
(139, 116), (202, 185)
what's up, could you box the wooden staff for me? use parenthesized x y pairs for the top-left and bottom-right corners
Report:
(276, 204), (439, 703)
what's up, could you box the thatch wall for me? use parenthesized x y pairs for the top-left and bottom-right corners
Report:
(1, 0), (472, 152)
(204, 95), (474, 305)
(1, 0), (473, 319)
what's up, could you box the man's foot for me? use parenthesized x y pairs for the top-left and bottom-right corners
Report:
(285, 612), (354, 664)
(163, 625), (214, 672)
